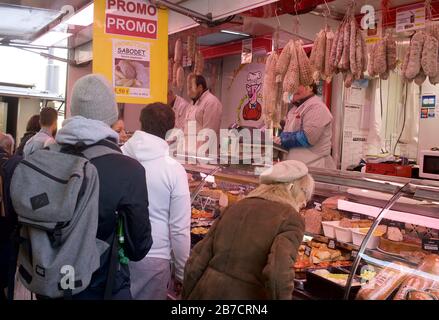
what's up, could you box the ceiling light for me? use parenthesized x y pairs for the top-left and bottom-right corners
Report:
(64, 3), (94, 26)
(31, 31), (72, 46)
(220, 30), (250, 37)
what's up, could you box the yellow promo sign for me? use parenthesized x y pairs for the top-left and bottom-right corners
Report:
(93, 0), (168, 104)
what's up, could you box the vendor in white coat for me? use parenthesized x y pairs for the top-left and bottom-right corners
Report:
(184, 75), (223, 154)
(168, 88), (190, 131)
(274, 84), (336, 169)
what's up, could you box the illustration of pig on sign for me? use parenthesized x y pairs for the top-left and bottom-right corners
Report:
(242, 72), (262, 121)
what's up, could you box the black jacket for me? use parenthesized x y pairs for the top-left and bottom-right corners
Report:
(0, 147), (21, 290)
(76, 139), (152, 299)
(15, 131), (37, 156)
(1, 140), (151, 298)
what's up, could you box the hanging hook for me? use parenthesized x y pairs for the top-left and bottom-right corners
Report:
(293, 0), (301, 36)
(350, 0), (356, 17)
(274, 5), (281, 28)
(273, 6), (281, 51)
(426, 0), (433, 21)
(323, 0), (331, 18)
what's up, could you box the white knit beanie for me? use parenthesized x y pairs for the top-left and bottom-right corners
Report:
(259, 160), (309, 184)
(70, 74), (118, 126)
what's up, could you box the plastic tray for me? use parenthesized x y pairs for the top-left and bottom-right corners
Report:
(305, 267), (361, 300)
(321, 221), (340, 238)
(334, 225), (353, 243)
(351, 228), (380, 249)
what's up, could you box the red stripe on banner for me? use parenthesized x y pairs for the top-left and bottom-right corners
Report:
(105, 14), (157, 39)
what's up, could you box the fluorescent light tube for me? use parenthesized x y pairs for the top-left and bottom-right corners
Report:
(220, 30), (250, 37)
(32, 31), (72, 46)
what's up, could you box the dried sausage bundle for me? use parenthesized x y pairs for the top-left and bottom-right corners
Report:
(310, 29), (326, 81)
(283, 41), (300, 97)
(276, 40), (293, 83)
(326, 16), (367, 87)
(402, 29), (439, 85)
(176, 66), (185, 92)
(405, 31), (426, 81)
(262, 52), (279, 128)
(194, 50), (204, 75)
(174, 38), (183, 65)
(296, 41), (314, 86)
(367, 32), (397, 80)
(324, 29), (335, 81)
(264, 39), (317, 127)
(187, 35), (196, 63)
(421, 34), (438, 77)
(310, 26), (336, 82)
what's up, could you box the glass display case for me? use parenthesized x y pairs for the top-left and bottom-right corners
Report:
(184, 163), (439, 300)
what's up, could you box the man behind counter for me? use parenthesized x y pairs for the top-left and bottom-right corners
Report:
(274, 83), (336, 169)
(184, 75), (223, 151)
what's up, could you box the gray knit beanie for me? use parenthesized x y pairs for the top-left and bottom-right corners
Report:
(70, 74), (118, 126)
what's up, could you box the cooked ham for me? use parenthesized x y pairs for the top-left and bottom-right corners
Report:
(304, 209), (322, 234)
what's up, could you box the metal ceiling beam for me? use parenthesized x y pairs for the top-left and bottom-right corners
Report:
(150, 0), (213, 23)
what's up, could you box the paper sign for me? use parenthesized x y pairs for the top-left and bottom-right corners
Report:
(113, 39), (150, 98)
(396, 3), (425, 33)
(421, 108), (429, 119)
(105, 0), (158, 39)
(304, 245), (312, 257)
(422, 95), (436, 108)
(93, 0), (168, 104)
(422, 238), (439, 253)
(344, 105), (362, 130)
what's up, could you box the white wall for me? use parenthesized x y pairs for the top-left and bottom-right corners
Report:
(16, 98), (41, 145)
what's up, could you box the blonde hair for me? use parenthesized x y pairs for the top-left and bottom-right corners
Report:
(247, 174), (315, 212)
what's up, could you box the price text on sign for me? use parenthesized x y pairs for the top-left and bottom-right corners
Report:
(115, 87), (130, 95)
(422, 238), (439, 253)
(106, 0), (158, 39)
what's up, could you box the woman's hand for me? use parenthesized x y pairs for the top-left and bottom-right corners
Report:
(273, 136), (281, 145)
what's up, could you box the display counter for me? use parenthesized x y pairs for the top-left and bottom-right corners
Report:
(184, 163), (439, 300)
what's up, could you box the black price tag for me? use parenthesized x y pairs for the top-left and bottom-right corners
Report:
(328, 239), (336, 249)
(351, 250), (359, 260)
(304, 245), (312, 257)
(422, 238), (439, 253)
(352, 214), (361, 221)
(387, 221), (405, 229)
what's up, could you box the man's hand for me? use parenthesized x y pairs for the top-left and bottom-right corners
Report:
(174, 279), (183, 297)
